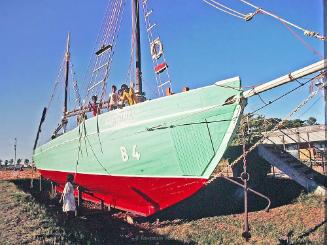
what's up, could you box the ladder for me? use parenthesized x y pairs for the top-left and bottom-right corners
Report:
(141, 0), (172, 96)
(87, 0), (124, 102)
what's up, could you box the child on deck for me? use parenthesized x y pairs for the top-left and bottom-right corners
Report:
(108, 85), (119, 110)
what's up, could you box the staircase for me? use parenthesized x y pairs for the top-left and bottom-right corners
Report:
(258, 144), (327, 196)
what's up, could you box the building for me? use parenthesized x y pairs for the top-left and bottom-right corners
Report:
(263, 125), (326, 171)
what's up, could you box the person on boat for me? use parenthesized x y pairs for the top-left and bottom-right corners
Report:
(121, 84), (137, 106)
(108, 85), (119, 110)
(59, 174), (76, 218)
(77, 113), (87, 125)
(117, 89), (124, 108)
(182, 87), (190, 92)
(89, 95), (99, 116)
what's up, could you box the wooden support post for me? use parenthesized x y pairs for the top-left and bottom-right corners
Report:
(282, 135), (286, 151)
(297, 132), (301, 160)
(272, 166), (275, 177)
(307, 132), (313, 168)
(39, 175), (42, 192)
(76, 186), (83, 217)
(51, 181), (54, 194)
(77, 186), (82, 207)
(322, 153), (325, 174)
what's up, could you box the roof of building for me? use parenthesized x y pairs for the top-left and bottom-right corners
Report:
(262, 124), (326, 144)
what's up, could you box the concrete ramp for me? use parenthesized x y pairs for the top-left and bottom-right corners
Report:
(257, 144), (326, 196)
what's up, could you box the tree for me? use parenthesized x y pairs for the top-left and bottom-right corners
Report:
(0, 159), (2, 166)
(24, 159), (29, 164)
(17, 158), (22, 165)
(231, 114), (308, 145)
(281, 119), (305, 129)
(306, 117), (317, 126)
(9, 159), (14, 165)
(4, 160), (8, 166)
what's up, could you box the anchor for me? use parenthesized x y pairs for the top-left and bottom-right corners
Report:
(222, 119), (271, 241)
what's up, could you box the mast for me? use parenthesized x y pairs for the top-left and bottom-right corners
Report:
(132, 0), (142, 95)
(63, 33), (70, 132)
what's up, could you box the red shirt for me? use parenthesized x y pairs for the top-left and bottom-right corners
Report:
(90, 102), (98, 116)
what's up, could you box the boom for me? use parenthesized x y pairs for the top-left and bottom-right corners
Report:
(243, 59), (327, 98)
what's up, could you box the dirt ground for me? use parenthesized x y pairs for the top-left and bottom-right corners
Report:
(0, 168), (40, 181)
(0, 174), (325, 244)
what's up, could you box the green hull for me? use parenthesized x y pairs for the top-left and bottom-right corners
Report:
(34, 77), (242, 179)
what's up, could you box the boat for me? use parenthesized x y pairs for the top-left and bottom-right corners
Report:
(33, 0), (326, 216)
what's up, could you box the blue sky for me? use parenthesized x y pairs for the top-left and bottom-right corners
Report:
(0, 0), (324, 160)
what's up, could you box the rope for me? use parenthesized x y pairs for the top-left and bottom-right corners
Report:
(202, 0), (326, 40)
(75, 116), (110, 176)
(146, 119), (233, 131)
(236, 0), (327, 41)
(250, 72), (325, 115)
(83, 0), (125, 104)
(141, 0), (173, 97)
(80, 0), (114, 101)
(202, 0), (246, 19)
(47, 57), (65, 111)
(279, 19), (323, 59)
(206, 76), (324, 185)
(215, 84), (243, 91)
(299, 95), (322, 117)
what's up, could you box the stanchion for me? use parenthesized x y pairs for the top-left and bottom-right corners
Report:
(76, 186), (83, 216)
(241, 125), (251, 241)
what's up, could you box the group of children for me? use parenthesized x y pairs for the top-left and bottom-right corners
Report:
(89, 84), (137, 117)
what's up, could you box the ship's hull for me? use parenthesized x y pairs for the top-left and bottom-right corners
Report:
(34, 77), (243, 216)
(39, 169), (207, 216)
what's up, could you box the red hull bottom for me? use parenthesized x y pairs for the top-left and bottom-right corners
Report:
(39, 169), (207, 216)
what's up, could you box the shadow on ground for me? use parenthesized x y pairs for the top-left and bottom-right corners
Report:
(11, 179), (188, 244)
(12, 174), (305, 226)
(143, 177), (305, 222)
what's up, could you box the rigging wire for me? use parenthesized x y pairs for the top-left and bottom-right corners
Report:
(83, 0), (125, 104)
(249, 71), (326, 115)
(236, 0), (326, 41)
(141, 0), (173, 97)
(202, 0), (246, 19)
(278, 19), (324, 59)
(202, 0), (326, 41)
(47, 58), (65, 111)
(207, 80), (323, 185)
(298, 95), (322, 117)
(80, 0), (114, 101)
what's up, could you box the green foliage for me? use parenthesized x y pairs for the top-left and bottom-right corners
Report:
(305, 117), (317, 126)
(232, 114), (312, 145)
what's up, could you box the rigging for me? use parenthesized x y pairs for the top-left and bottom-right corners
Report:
(202, 0), (326, 41)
